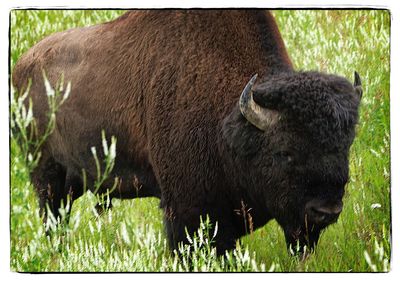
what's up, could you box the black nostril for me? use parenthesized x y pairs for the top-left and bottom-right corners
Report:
(310, 207), (328, 222)
(313, 206), (342, 216)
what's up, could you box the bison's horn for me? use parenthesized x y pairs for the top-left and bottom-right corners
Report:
(354, 71), (363, 98)
(239, 74), (279, 131)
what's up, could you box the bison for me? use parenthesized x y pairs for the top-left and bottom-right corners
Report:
(12, 10), (362, 255)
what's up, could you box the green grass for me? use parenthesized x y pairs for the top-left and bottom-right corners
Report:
(10, 10), (390, 272)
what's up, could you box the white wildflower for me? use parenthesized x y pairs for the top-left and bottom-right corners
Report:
(109, 137), (117, 161)
(24, 104), (33, 128)
(120, 222), (131, 245)
(371, 203), (382, 209)
(63, 81), (71, 101)
(43, 72), (55, 97)
(213, 222), (218, 239)
(364, 251), (377, 272)
(102, 134), (109, 156)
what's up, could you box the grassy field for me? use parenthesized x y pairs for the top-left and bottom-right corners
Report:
(10, 10), (391, 272)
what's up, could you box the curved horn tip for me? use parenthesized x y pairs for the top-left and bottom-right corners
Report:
(354, 71), (361, 87)
(250, 73), (258, 85)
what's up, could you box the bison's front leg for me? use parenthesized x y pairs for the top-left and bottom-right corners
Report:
(163, 206), (237, 256)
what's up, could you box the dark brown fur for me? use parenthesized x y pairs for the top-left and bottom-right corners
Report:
(12, 10), (361, 255)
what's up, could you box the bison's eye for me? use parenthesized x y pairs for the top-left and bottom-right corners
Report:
(274, 151), (293, 164)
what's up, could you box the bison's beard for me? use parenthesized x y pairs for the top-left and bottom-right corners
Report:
(283, 224), (321, 259)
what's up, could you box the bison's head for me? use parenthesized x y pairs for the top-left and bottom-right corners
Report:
(222, 71), (362, 255)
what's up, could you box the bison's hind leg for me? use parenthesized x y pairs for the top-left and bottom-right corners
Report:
(32, 157), (66, 224)
(31, 155), (83, 228)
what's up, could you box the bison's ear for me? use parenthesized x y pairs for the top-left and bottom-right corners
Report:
(354, 71), (363, 99)
(239, 74), (280, 131)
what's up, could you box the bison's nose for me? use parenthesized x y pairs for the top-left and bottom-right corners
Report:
(305, 200), (343, 225)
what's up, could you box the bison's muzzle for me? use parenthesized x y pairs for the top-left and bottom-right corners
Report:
(305, 199), (343, 226)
